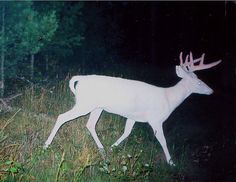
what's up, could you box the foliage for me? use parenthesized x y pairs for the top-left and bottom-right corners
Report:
(1, 159), (23, 176)
(16, 9), (58, 55)
(31, 1), (85, 79)
(34, 2), (84, 60)
(1, 2), (125, 83)
(73, 2), (124, 75)
(0, 1), (58, 79)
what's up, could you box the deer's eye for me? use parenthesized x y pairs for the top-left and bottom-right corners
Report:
(198, 81), (202, 85)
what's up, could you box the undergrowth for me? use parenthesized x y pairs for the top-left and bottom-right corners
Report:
(0, 79), (189, 181)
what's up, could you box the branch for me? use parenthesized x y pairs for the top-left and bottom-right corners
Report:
(0, 93), (22, 113)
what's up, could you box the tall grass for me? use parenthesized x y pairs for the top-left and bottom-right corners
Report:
(0, 79), (188, 181)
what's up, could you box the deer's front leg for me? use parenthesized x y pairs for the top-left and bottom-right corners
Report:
(150, 122), (175, 166)
(111, 118), (135, 148)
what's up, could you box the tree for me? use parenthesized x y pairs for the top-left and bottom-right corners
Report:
(0, 1), (33, 97)
(0, 1), (58, 96)
(0, 5), (5, 97)
(72, 2), (124, 74)
(16, 9), (58, 80)
(33, 1), (84, 78)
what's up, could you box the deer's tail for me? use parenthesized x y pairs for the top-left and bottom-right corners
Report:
(69, 76), (80, 95)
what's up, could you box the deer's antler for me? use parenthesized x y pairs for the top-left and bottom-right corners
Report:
(180, 52), (221, 72)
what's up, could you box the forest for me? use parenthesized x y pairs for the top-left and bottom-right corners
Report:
(0, 1), (235, 181)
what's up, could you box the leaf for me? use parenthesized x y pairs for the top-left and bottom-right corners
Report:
(122, 166), (127, 173)
(5, 160), (12, 165)
(62, 162), (69, 171)
(14, 162), (22, 168)
(10, 167), (18, 173)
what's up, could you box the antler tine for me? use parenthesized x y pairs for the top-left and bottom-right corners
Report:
(179, 51), (191, 72)
(189, 52), (194, 69)
(191, 52), (221, 71)
(188, 52), (204, 71)
(190, 52), (203, 63)
(180, 51), (221, 72)
(191, 59), (222, 71)
(200, 53), (205, 64)
(179, 52), (183, 66)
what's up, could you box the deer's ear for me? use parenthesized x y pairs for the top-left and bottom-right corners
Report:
(176, 66), (186, 78)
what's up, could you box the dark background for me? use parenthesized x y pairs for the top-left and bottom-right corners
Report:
(83, 2), (235, 181)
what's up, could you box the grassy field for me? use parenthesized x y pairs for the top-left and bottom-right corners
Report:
(0, 80), (189, 181)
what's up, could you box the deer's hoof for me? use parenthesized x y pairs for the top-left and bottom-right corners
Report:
(43, 144), (49, 150)
(98, 148), (106, 159)
(168, 160), (176, 166)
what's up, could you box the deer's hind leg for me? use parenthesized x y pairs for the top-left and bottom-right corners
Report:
(44, 104), (90, 149)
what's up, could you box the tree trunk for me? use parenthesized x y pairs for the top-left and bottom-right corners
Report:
(45, 54), (49, 72)
(1, 6), (5, 98)
(45, 54), (48, 77)
(30, 53), (34, 80)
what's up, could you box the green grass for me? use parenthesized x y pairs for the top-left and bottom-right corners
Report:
(0, 80), (189, 181)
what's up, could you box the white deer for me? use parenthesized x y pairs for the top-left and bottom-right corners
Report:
(44, 52), (221, 166)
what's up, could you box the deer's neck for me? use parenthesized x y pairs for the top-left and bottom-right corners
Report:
(165, 78), (192, 112)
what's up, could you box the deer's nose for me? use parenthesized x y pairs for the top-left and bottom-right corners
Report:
(207, 89), (213, 95)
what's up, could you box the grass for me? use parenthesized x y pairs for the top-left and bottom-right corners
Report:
(0, 79), (189, 181)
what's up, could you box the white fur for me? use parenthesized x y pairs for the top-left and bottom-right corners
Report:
(44, 53), (221, 166)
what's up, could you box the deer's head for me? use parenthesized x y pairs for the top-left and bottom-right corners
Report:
(176, 52), (221, 95)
